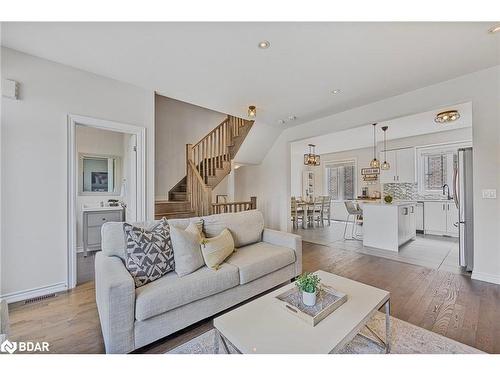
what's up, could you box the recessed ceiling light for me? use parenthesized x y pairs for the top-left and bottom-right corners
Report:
(331, 89), (341, 94)
(258, 40), (270, 49)
(278, 119), (286, 124)
(288, 115), (297, 121)
(488, 25), (500, 34)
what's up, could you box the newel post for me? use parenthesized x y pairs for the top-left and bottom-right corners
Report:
(250, 196), (257, 210)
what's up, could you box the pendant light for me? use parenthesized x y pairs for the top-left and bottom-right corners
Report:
(248, 105), (257, 118)
(369, 123), (380, 168)
(303, 144), (320, 166)
(381, 126), (390, 170)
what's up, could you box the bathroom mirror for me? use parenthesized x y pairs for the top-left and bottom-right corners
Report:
(79, 154), (121, 195)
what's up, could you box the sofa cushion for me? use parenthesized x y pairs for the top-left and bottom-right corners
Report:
(124, 219), (175, 288)
(170, 222), (205, 277)
(226, 242), (296, 285)
(200, 228), (235, 270)
(202, 210), (264, 248)
(135, 263), (240, 321)
(101, 218), (202, 261)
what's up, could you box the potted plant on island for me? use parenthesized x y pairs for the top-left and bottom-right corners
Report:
(295, 272), (321, 307)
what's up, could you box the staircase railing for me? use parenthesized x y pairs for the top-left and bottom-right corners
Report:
(186, 158), (212, 216)
(185, 115), (254, 216)
(211, 197), (257, 214)
(188, 115), (251, 183)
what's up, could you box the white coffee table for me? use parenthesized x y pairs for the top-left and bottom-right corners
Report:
(213, 270), (391, 354)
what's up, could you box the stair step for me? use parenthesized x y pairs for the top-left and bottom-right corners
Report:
(169, 191), (187, 201)
(155, 200), (191, 213)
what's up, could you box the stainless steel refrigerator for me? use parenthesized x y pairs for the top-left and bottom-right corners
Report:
(454, 147), (474, 271)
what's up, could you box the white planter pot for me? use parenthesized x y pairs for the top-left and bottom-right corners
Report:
(302, 290), (317, 306)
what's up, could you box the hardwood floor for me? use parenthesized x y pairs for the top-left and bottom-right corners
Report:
(8, 241), (500, 354)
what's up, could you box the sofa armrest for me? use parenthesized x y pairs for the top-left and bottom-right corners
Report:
(95, 252), (135, 353)
(262, 228), (302, 277)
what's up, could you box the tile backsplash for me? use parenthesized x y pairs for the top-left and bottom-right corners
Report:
(383, 183), (446, 200)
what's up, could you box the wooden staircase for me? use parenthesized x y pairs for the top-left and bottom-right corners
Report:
(155, 115), (254, 219)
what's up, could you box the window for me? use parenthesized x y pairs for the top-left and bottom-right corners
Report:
(417, 144), (466, 195)
(325, 160), (356, 201)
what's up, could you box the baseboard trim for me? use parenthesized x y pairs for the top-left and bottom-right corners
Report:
(471, 271), (500, 285)
(0, 282), (68, 304)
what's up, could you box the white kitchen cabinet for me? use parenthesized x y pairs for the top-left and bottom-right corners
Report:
(398, 204), (417, 245)
(416, 202), (424, 231)
(396, 148), (416, 183)
(379, 150), (397, 183)
(424, 201), (458, 237)
(362, 202), (416, 252)
(379, 147), (415, 183)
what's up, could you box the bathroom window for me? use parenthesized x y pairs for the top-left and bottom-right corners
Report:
(325, 160), (356, 201)
(79, 154), (120, 195)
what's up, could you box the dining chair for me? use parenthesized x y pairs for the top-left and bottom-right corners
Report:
(343, 200), (363, 240)
(311, 196), (324, 227)
(321, 195), (332, 226)
(291, 197), (306, 229)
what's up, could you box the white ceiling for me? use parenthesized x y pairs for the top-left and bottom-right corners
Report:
(2, 22), (499, 126)
(290, 102), (473, 156)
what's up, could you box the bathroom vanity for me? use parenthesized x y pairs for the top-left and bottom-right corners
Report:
(82, 206), (124, 257)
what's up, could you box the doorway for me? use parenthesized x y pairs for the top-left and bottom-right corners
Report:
(67, 115), (146, 289)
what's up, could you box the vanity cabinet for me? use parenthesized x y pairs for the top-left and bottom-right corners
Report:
(83, 208), (124, 256)
(379, 147), (416, 183)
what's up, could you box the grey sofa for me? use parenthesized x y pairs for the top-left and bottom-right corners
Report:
(95, 210), (302, 353)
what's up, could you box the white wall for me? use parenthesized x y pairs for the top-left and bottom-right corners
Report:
(0, 48), (154, 300)
(75, 126), (126, 250)
(237, 65), (500, 284)
(155, 94), (226, 200)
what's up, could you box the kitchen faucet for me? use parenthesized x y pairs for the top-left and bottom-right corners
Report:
(442, 184), (452, 200)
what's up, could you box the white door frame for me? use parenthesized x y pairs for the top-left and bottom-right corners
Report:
(67, 114), (146, 289)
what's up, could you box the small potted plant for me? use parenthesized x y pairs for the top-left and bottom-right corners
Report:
(384, 194), (393, 204)
(295, 272), (321, 307)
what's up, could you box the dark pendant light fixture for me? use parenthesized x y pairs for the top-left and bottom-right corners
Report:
(304, 144), (320, 166)
(381, 125), (390, 170)
(369, 123), (380, 168)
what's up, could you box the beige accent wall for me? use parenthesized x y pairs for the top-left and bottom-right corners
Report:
(155, 94), (226, 200)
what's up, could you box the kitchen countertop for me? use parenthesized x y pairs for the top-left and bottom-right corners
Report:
(360, 201), (417, 206)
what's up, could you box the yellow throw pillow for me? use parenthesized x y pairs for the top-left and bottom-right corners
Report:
(200, 228), (235, 270)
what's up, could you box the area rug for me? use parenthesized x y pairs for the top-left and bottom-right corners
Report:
(167, 312), (482, 354)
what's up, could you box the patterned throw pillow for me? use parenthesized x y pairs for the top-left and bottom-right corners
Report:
(123, 219), (175, 287)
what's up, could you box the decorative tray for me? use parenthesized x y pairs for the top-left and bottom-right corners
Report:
(275, 284), (348, 327)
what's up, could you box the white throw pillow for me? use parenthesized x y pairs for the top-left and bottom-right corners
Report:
(200, 228), (235, 270)
(170, 222), (205, 277)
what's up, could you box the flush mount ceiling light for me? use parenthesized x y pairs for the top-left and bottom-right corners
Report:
(370, 123), (380, 168)
(304, 144), (320, 166)
(258, 40), (270, 49)
(331, 89), (341, 94)
(278, 119), (286, 125)
(288, 115), (297, 121)
(381, 126), (390, 170)
(488, 25), (500, 33)
(434, 110), (460, 124)
(248, 105), (257, 118)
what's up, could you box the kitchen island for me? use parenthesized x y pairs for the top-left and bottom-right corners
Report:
(361, 201), (417, 252)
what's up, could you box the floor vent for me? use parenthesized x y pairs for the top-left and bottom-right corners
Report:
(24, 293), (57, 304)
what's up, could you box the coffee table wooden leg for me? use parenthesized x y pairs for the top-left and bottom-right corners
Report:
(385, 299), (391, 353)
